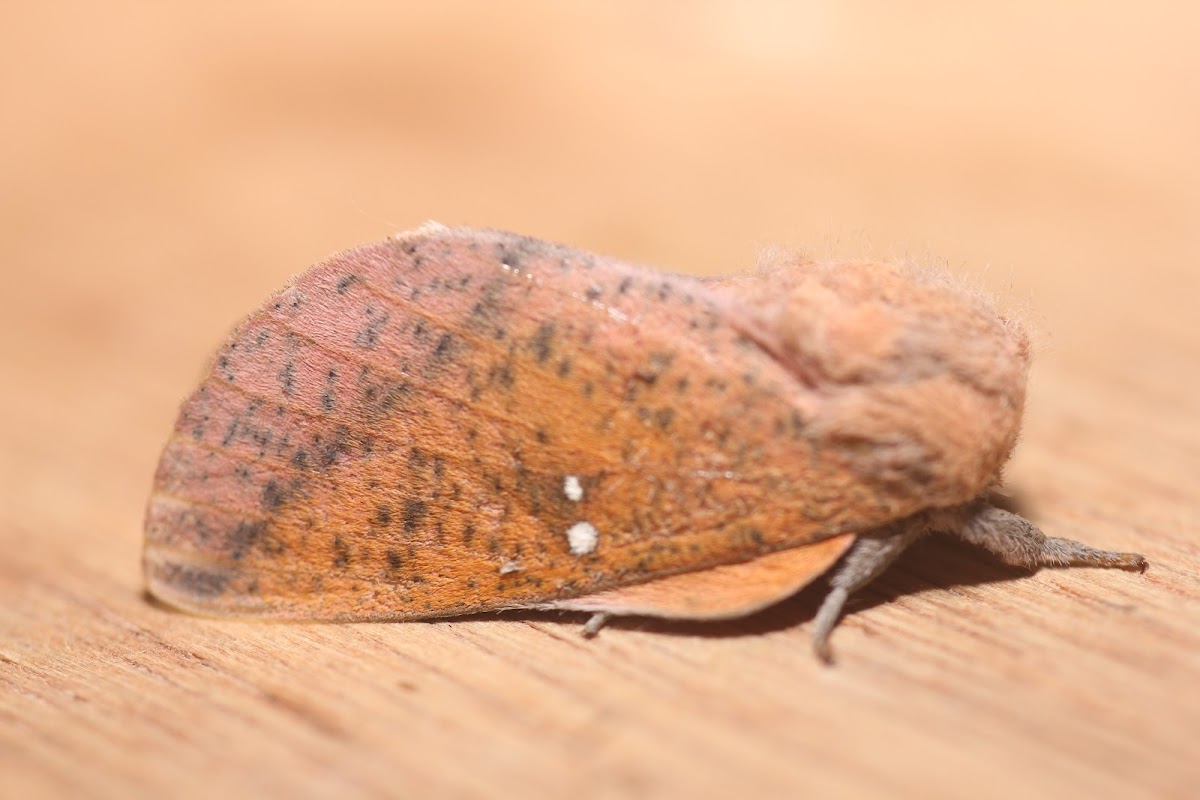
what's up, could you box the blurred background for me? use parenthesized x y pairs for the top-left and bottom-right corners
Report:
(4, 0), (1197, 541)
(2, 2), (1198, 797)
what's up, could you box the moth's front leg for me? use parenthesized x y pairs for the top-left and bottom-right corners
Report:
(948, 503), (1148, 572)
(811, 502), (1148, 663)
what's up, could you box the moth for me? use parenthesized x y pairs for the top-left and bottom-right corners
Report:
(144, 223), (1146, 661)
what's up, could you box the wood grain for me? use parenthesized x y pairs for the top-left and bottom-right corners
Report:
(2, 3), (1197, 798)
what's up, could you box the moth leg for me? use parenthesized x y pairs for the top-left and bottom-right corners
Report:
(812, 519), (928, 664)
(812, 504), (1147, 663)
(955, 504), (1148, 571)
(581, 612), (612, 638)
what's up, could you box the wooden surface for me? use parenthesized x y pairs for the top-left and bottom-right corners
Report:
(2, 3), (1198, 798)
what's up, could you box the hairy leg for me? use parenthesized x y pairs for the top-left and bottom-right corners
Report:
(812, 502), (1146, 663)
(811, 517), (929, 663)
(950, 503), (1148, 570)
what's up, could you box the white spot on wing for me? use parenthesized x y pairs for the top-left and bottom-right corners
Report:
(566, 522), (598, 556)
(563, 475), (584, 502)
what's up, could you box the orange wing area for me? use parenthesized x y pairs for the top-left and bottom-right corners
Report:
(144, 225), (913, 621)
(547, 533), (853, 620)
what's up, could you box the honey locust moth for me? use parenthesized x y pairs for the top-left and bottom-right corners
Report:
(144, 223), (1147, 661)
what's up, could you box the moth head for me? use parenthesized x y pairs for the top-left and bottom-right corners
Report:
(719, 257), (1032, 508)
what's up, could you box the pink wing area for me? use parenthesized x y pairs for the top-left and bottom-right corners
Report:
(145, 224), (916, 622)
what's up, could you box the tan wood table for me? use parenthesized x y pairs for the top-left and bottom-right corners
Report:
(2, 4), (1196, 797)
